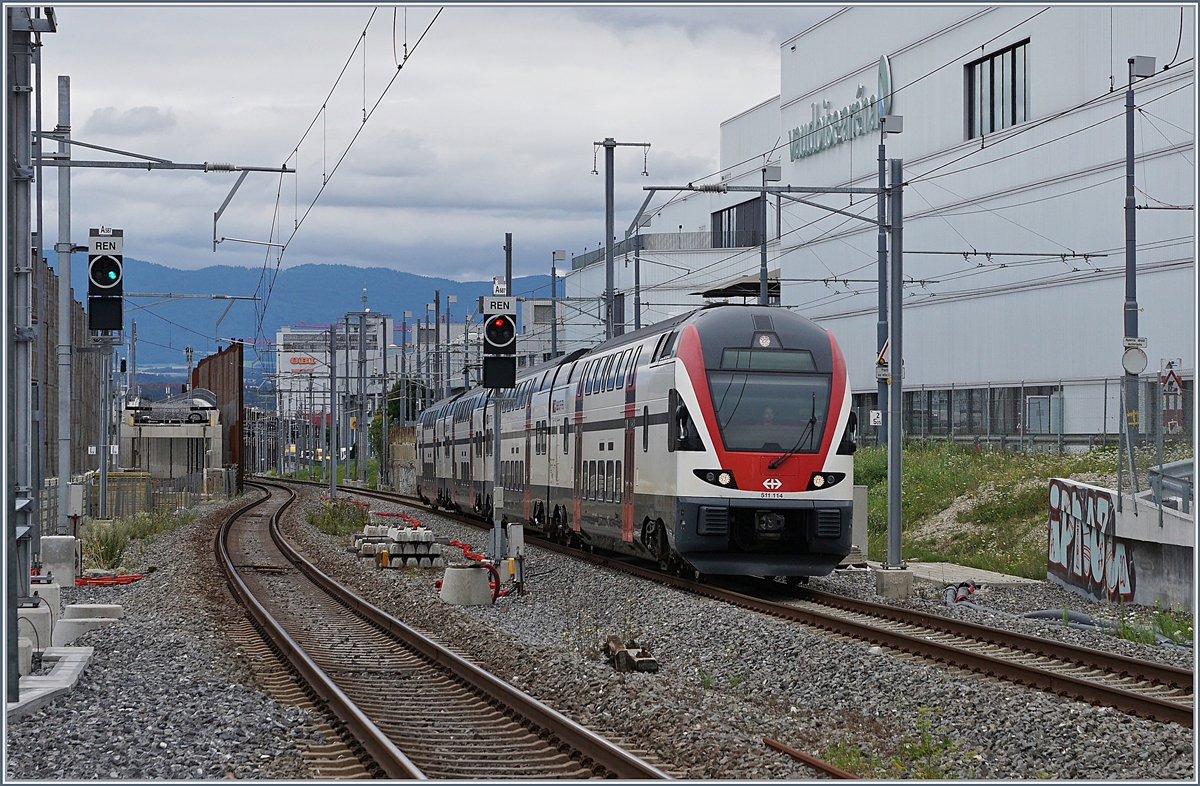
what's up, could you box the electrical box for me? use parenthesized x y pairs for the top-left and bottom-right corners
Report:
(67, 483), (85, 518)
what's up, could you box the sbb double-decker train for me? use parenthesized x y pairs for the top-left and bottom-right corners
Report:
(416, 304), (857, 579)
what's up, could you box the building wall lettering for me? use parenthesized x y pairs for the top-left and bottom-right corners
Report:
(789, 55), (892, 161)
(1046, 478), (1135, 602)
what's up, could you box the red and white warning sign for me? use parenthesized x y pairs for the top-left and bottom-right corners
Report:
(1161, 363), (1184, 435)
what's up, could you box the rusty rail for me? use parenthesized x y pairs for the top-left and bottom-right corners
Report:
(763, 737), (859, 779)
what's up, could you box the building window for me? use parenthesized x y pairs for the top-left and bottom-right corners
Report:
(711, 198), (763, 249)
(966, 39), (1028, 139)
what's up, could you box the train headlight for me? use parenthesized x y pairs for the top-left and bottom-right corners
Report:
(806, 472), (846, 491)
(694, 469), (737, 489)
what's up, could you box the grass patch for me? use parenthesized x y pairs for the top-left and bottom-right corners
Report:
(306, 498), (369, 538)
(80, 508), (200, 571)
(820, 708), (956, 778)
(860, 440), (1193, 579)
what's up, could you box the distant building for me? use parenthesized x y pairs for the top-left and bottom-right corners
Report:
(275, 316), (395, 420)
(564, 5), (1195, 442)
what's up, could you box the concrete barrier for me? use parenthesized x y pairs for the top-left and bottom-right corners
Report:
(61, 604), (123, 620)
(40, 536), (78, 587)
(439, 564), (493, 605)
(17, 605), (52, 652)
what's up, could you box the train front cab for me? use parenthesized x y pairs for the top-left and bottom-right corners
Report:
(667, 307), (855, 577)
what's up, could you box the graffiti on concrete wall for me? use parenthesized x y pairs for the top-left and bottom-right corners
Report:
(1047, 478), (1135, 602)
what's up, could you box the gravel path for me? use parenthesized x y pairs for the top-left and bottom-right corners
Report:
(5, 484), (1194, 779)
(280, 484), (1195, 780)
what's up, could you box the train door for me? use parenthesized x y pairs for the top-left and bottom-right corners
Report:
(622, 346), (642, 542)
(572, 361), (587, 532)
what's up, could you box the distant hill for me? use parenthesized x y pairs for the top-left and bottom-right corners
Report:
(65, 255), (554, 370)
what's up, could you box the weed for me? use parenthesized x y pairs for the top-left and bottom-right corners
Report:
(1155, 601), (1194, 644)
(81, 520), (130, 570)
(561, 608), (600, 657)
(306, 499), (369, 538)
(728, 673), (745, 689)
(819, 708), (955, 779)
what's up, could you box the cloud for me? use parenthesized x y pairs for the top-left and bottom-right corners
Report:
(36, 5), (798, 281)
(85, 105), (177, 136)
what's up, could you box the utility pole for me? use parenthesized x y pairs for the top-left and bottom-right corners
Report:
(54, 75), (73, 535)
(551, 250), (565, 357)
(433, 290), (441, 402)
(343, 315), (351, 483)
(885, 158), (905, 570)
(596, 138), (650, 339)
(1124, 55), (1155, 454)
(876, 112), (902, 446)
(328, 325), (337, 499)
(401, 311), (411, 424)
(446, 294), (456, 398)
(759, 163), (781, 305)
(357, 309), (366, 484)
(381, 315), (388, 488)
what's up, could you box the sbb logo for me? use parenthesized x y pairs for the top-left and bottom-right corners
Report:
(290, 357), (316, 365)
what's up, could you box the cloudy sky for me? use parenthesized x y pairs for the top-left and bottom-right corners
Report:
(36, 3), (832, 282)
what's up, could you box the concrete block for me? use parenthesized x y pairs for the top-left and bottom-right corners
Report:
(875, 569), (914, 599)
(62, 604), (123, 620)
(18, 605), (52, 652)
(17, 638), (32, 676)
(40, 536), (78, 587)
(52, 617), (120, 647)
(852, 485), (869, 559)
(439, 564), (493, 605)
(30, 582), (61, 626)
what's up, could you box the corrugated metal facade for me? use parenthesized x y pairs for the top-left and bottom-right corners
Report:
(192, 341), (244, 491)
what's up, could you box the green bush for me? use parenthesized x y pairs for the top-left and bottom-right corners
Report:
(81, 520), (130, 570)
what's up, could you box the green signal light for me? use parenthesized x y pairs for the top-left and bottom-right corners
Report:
(107, 271), (117, 280)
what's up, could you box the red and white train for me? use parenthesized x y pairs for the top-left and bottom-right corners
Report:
(416, 304), (857, 579)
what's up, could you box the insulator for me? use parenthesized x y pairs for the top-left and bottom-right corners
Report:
(696, 183), (727, 193)
(206, 162), (236, 171)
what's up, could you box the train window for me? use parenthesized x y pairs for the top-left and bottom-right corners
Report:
(589, 461), (597, 500)
(605, 460), (613, 501)
(583, 361), (593, 395)
(613, 350), (627, 389)
(615, 460), (622, 504)
(660, 330), (679, 359)
(651, 332), (668, 362)
(598, 461), (606, 501)
(627, 346), (642, 387)
(563, 418), (570, 454)
(642, 406), (649, 451)
(608, 353), (620, 390)
(591, 360), (604, 394)
(721, 349), (816, 372)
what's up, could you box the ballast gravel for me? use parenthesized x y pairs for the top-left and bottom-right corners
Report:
(5, 498), (323, 781)
(6, 483), (1194, 780)
(280, 485), (1195, 780)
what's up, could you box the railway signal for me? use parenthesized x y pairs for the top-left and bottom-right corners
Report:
(482, 296), (516, 389)
(87, 227), (124, 331)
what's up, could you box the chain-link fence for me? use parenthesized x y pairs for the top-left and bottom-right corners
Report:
(37, 467), (238, 533)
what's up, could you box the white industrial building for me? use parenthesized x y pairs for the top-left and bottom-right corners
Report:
(275, 316), (395, 420)
(563, 5), (1195, 442)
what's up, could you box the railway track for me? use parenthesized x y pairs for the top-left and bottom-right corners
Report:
(280, 478), (1194, 728)
(218, 481), (670, 779)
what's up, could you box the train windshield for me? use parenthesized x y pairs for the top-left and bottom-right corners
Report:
(708, 372), (831, 453)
